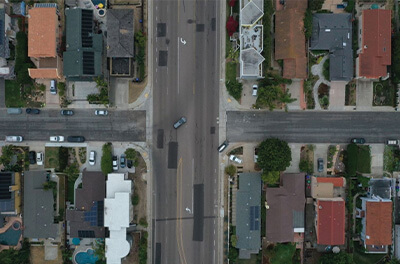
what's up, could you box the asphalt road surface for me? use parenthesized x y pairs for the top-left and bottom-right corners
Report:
(0, 109), (146, 142)
(152, 0), (220, 263)
(227, 111), (400, 143)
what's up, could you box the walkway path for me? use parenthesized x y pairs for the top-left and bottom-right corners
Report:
(311, 55), (330, 110)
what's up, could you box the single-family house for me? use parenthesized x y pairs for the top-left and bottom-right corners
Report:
(0, 7), (14, 79)
(359, 196), (392, 253)
(358, 9), (391, 79)
(105, 173), (132, 264)
(311, 176), (346, 199)
(23, 171), (59, 240)
(310, 13), (353, 81)
(315, 198), (345, 245)
(63, 8), (102, 80)
(66, 171), (106, 239)
(106, 9), (134, 76)
(235, 172), (261, 259)
(265, 173), (305, 243)
(239, 0), (265, 79)
(28, 4), (62, 79)
(0, 172), (20, 226)
(274, 0), (307, 79)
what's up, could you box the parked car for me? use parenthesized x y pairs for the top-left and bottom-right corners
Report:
(95, 109), (108, 116)
(120, 154), (126, 168)
(318, 158), (324, 172)
(386, 139), (400, 145)
(29, 151), (36, 164)
(50, 80), (57, 95)
(36, 152), (44, 165)
(89, 151), (96, 166)
(229, 155), (243, 164)
(173, 117), (187, 129)
(5, 136), (23, 142)
(218, 141), (229, 152)
(112, 156), (118, 171)
(60, 109), (74, 116)
(50, 136), (64, 142)
(127, 159), (133, 169)
(351, 138), (366, 144)
(67, 136), (85, 142)
(26, 108), (40, 114)
(252, 84), (258, 96)
(7, 108), (22, 114)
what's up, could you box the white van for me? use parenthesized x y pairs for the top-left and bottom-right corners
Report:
(5, 136), (23, 142)
(50, 80), (57, 95)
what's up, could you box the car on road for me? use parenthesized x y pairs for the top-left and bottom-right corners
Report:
(112, 156), (118, 171)
(252, 84), (258, 96)
(26, 108), (40, 114)
(173, 117), (187, 129)
(29, 151), (36, 164)
(120, 154), (126, 168)
(318, 158), (324, 172)
(95, 109), (108, 116)
(50, 136), (64, 142)
(127, 159), (133, 169)
(351, 138), (366, 144)
(36, 152), (44, 165)
(387, 139), (400, 145)
(89, 151), (96, 166)
(229, 155), (243, 164)
(7, 108), (22, 114)
(218, 141), (229, 152)
(60, 109), (74, 116)
(67, 136), (85, 142)
(50, 80), (57, 95)
(5, 136), (23, 142)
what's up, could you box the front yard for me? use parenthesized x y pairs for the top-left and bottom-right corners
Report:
(373, 79), (395, 106)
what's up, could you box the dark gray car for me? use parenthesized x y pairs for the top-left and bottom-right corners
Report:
(67, 136), (85, 142)
(61, 109), (74, 116)
(318, 158), (324, 172)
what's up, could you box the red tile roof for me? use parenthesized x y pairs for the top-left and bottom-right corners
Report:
(317, 199), (345, 245)
(316, 177), (344, 187)
(275, 6), (307, 79)
(28, 7), (58, 58)
(359, 9), (391, 78)
(365, 201), (392, 245)
(28, 68), (60, 79)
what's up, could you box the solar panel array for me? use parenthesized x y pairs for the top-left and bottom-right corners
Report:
(78, 230), (95, 238)
(0, 173), (12, 200)
(0, 20), (4, 44)
(81, 9), (93, 48)
(97, 201), (104, 226)
(83, 201), (104, 226)
(34, 3), (57, 8)
(249, 206), (260, 231)
(82, 51), (95, 75)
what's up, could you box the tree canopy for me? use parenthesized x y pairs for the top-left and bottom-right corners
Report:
(257, 138), (292, 174)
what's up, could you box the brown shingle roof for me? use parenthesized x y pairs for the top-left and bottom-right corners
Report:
(28, 7), (57, 58)
(275, 6), (307, 79)
(365, 201), (392, 245)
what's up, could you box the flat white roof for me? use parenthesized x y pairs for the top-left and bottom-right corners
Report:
(106, 173), (131, 198)
(104, 192), (130, 230)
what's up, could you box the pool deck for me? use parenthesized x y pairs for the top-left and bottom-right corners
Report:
(0, 216), (23, 252)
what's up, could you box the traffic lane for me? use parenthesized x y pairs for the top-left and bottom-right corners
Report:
(227, 111), (400, 143)
(0, 110), (146, 142)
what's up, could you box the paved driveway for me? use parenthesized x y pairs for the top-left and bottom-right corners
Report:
(314, 144), (329, 176)
(110, 78), (129, 109)
(370, 144), (384, 176)
(356, 79), (373, 110)
(240, 80), (257, 109)
(328, 81), (346, 111)
(286, 80), (302, 110)
(286, 143), (302, 173)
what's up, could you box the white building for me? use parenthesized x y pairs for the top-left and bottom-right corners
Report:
(105, 173), (132, 264)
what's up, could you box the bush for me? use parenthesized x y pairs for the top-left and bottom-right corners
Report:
(139, 231), (148, 264)
(58, 82), (66, 97)
(257, 138), (292, 173)
(261, 171), (280, 184)
(344, 0), (355, 13)
(132, 194), (139, 206)
(347, 143), (358, 176)
(225, 164), (237, 177)
(323, 58), (330, 81)
(58, 147), (68, 171)
(139, 217), (148, 227)
(101, 143), (113, 175)
(309, 0), (325, 10)
(299, 160), (313, 173)
(304, 9), (313, 39)
(226, 80), (242, 101)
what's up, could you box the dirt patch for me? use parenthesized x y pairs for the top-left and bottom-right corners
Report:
(318, 83), (330, 109)
(30, 246), (62, 264)
(345, 80), (356, 106)
(122, 232), (140, 264)
(129, 80), (147, 104)
(127, 153), (147, 223)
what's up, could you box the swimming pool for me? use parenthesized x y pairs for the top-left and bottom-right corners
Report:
(91, 0), (105, 6)
(0, 222), (22, 246)
(75, 249), (98, 264)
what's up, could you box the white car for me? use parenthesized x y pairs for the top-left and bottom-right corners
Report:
(36, 152), (44, 165)
(229, 155), (243, 164)
(252, 84), (258, 96)
(112, 156), (118, 171)
(50, 136), (64, 142)
(89, 151), (96, 166)
(95, 109), (108, 116)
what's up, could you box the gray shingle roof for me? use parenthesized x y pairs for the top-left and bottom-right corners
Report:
(236, 173), (261, 258)
(241, 1), (263, 26)
(23, 171), (58, 239)
(310, 13), (353, 81)
(0, 9), (9, 59)
(369, 178), (391, 200)
(106, 9), (134, 58)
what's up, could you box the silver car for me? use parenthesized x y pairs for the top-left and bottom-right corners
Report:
(95, 109), (108, 116)
(173, 117), (187, 129)
(5, 136), (23, 142)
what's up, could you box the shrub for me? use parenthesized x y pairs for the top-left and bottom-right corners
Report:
(101, 143), (113, 175)
(225, 164), (237, 177)
(347, 143), (358, 176)
(139, 217), (148, 228)
(304, 9), (313, 39)
(226, 80), (242, 101)
(299, 160), (313, 173)
(132, 194), (139, 206)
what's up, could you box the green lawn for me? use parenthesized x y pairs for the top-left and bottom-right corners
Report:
(236, 253), (260, 264)
(357, 145), (371, 173)
(58, 175), (65, 215)
(67, 180), (74, 204)
(269, 243), (296, 264)
(45, 147), (59, 169)
(353, 242), (385, 264)
(226, 62), (237, 83)
(5, 80), (25, 107)
(373, 79), (395, 106)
